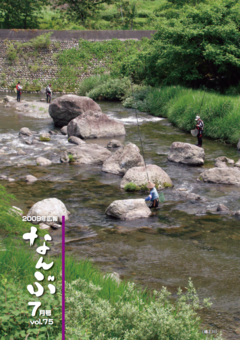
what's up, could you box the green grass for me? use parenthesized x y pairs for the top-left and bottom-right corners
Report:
(122, 85), (240, 144)
(124, 182), (139, 191)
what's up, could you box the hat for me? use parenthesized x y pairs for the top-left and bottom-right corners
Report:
(146, 182), (155, 189)
(195, 115), (200, 120)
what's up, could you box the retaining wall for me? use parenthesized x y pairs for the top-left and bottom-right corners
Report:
(0, 30), (156, 41)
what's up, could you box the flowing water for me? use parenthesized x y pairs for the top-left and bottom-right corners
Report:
(0, 93), (240, 339)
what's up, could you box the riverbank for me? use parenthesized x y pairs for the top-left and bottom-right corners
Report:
(77, 76), (240, 145)
(0, 184), (217, 340)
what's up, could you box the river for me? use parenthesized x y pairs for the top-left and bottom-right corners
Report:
(0, 93), (240, 339)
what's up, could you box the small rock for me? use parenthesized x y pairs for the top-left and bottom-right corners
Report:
(104, 272), (121, 283)
(25, 175), (37, 183)
(49, 223), (62, 229)
(49, 130), (57, 135)
(234, 211), (240, 217)
(0, 175), (7, 180)
(4, 95), (15, 102)
(215, 156), (234, 167)
(234, 159), (240, 168)
(40, 98), (46, 102)
(8, 178), (15, 182)
(39, 133), (51, 142)
(216, 203), (230, 213)
(39, 223), (50, 230)
(10, 206), (23, 216)
(17, 149), (26, 155)
(60, 126), (68, 135)
(19, 127), (32, 137)
(107, 140), (123, 149)
(68, 136), (86, 145)
(36, 157), (52, 166)
(137, 226), (158, 234)
(115, 226), (134, 235)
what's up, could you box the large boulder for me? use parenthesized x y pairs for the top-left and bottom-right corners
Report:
(49, 95), (102, 127)
(67, 110), (126, 139)
(168, 142), (205, 165)
(60, 144), (111, 165)
(120, 164), (173, 189)
(102, 143), (144, 176)
(199, 167), (240, 185)
(4, 95), (15, 102)
(105, 199), (151, 220)
(27, 198), (69, 224)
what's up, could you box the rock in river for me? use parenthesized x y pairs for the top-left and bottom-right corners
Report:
(120, 164), (173, 189)
(60, 126), (68, 135)
(107, 139), (123, 149)
(60, 144), (111, 165)
(102, 143), (144, 176)
(105, 199), (151, 220)
(168, 142), (205, 165)
(67, 110), (126, 139)
(49, 95), (102, 127)
(25, 175), (37, 183)
(36, 157), (52, 166)
(68, 136), (86, 146)
(215, 156), (234, 168)
(199, 167), (240, 185)
(19, 127), (32, 137)
(27, 198), (69, 224)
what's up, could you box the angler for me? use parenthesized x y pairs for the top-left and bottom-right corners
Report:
(16, 81), (22, 102)
(195, 115), (204, 147)
(145, 182), (159, 208)
(46, 84), (52, 103)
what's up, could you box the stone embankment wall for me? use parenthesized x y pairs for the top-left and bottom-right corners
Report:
(0, 30), (156, 93)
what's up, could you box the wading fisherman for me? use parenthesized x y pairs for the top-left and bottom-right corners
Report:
(16, 81), (22, 102)
(145, 182), (159, 208)
(195, 115), (204, 147)
(46, 84), (52, 103)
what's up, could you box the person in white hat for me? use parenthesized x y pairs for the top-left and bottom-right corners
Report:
(145, 182), (159, 208)
(195, 115), (204, 147)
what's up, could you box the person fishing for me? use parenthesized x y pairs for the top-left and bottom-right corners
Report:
(16, 81), (22, 102)
(46, 84), (52, 103)
(145, 182), (159, 208)
(195, 115), (204, 147)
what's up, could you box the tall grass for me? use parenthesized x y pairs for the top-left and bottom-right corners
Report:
(123, 86), (240, 144)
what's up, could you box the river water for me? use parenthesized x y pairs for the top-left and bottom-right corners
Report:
(0, 93), (240, 339)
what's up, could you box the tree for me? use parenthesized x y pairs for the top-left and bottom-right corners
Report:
(56, 0), (114, 25)
(121, 0), (240, 90)
(0, 0), (49, 29)
(113, 1), (138, 29)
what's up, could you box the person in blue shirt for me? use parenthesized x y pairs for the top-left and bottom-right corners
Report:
(145, 182), (159, 208)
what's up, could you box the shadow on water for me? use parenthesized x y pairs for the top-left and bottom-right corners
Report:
(1, 94), (240, 339)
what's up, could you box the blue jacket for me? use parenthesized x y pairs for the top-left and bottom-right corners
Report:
(145, 187), (159, 202)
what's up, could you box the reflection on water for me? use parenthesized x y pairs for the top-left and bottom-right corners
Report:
(0, 93), (240, 339)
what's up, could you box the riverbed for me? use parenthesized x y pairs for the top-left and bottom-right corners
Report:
(0, 93), (240, 339)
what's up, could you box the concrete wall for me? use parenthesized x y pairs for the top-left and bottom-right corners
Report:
(0, 30), (156, 41)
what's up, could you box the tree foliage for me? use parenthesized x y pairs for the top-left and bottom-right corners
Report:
(56, 0), (114, 24)
(0, 0), (49, 28)
(121, 0), (240, 90)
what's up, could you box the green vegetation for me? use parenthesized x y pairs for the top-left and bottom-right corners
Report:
(39, 136), (51, 141)
(68, 154), (75, 163)
(124, 182), (139, 191)
(123, 86), (240, 144)
(87, 77), (131, 101)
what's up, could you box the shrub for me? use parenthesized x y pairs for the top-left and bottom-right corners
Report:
(124, 182), (139, 191)
(68, 154), (75, 163)
(87, 77), (131, 101)
(65, 278), (220, 340)
(78, 74), (112, 96)
(31, 33), (52, 50)
(6, 43), (17, 62)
